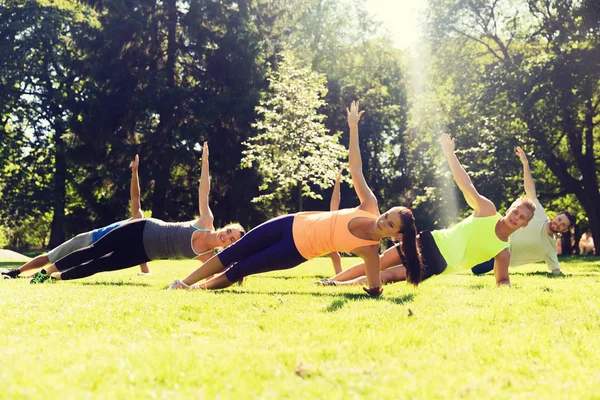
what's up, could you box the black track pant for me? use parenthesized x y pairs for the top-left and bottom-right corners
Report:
(55, 220), (150, 281)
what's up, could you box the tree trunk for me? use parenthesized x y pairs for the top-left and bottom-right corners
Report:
(150, 0), (178, 220)
(150, 154), (174, 220)
(48, 110), (67, 248)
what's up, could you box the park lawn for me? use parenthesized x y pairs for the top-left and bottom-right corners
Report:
(1, 256), (599, 399)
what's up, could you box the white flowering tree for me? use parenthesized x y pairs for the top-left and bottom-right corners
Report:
(242, 52), (347, 211)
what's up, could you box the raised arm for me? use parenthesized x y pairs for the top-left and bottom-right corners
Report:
(440, 134), (496, 217)
(130, 154), (144, 219)
(198, 142), (214, 221)
(515, 146), (537, 200)
(329, 168), (342, 212)
(347, 101), (378, 214)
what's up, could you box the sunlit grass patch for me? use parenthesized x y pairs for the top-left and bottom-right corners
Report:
(1, 256), (599, 398)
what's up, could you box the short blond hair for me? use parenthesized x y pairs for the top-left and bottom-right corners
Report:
(510, 197), (536, 222)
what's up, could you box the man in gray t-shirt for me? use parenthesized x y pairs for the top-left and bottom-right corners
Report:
(472, 147), (575, 275)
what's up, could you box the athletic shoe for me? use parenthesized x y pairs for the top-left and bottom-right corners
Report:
(166, 279), (190, 290)
(315, 278), (337, 286)
(30, 270), (51, 284)
(1, 268), (20, 279)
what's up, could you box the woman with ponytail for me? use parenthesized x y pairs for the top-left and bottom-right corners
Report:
(168, 101), (423, 296)
(320, 134), (537, 288)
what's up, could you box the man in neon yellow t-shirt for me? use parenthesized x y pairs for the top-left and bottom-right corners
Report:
(471, 147), (575, 276)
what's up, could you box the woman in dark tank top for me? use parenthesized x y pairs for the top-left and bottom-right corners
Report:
(29, 143), (245, 284)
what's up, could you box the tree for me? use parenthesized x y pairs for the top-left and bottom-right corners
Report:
(426, 0), (600, 253)
(0, 0), (99, 247)
(242, 52), (347, 211)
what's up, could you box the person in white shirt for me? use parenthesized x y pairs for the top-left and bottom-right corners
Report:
(471, 146), (575, 275)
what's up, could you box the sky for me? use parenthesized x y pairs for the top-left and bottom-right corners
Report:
(363, 0), (429, 50)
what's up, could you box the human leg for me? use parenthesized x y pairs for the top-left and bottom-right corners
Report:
(17, 254), (51, 274)
(47, 232), (94, 265)
(58, 245), (149, 280)
(36, 221), (146, 280)
(180, 215), (299, 286)
(471, 258), (494, 275)
(328, 245), (404, 283)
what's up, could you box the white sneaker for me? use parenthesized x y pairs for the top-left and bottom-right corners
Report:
(166, 279), (190, 290)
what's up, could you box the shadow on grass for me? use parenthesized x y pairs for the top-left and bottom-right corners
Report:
(557, 255), (600, 264)
(509, 271), (600, 278)
(78, 281), (152, 287)
(324, 293), (415, 312)
(260, 274), (330, 280)
(208, 288), (416, 310)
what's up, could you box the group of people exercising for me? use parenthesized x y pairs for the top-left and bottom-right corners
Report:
(2, 102), (575, 296)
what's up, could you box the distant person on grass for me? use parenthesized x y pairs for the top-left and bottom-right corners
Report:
(167, 101), (423, 296)
(318, 134), (537, 288)
(2, 155), (150, 279)
(29, 142), (245, 284)
(471, 146), (575, 276)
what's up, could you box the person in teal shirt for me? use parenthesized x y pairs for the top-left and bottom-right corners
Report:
(319, 134), (537, 287)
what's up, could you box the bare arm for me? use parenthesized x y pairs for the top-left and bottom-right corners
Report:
(440, 134), (496, 217)
(347, 101), (378, 214)
(330, 168), (342, 211)
(493, 248), (511, 286)
(354, 245), (383, 296)
(198, 142), (214, 223)
(197, 250), (216, 264)
(329, 245), (404, 282)
(515, 146), (537, 200)
(130, 154), (144, 219)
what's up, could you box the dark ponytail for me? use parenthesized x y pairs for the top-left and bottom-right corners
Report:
(398, 208), (424, 286)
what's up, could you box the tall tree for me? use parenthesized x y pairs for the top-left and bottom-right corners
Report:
(0, 0), (99, 247)
(427, 0), (600, 252)
(242, 52), (347, 211)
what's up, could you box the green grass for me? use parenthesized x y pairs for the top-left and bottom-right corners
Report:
(1, 256), (600, 399)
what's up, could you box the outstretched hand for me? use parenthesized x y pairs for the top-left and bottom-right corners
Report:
(439, 134), (455, 158)
(515, 146), (529, 165)
(346, 101), (365, 127)
(202, 142), (209, 159)
(131, 154), (139, 173)
(363, 285), (383, 297)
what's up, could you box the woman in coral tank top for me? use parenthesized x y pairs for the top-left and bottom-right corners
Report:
(168, 102), (425, 296)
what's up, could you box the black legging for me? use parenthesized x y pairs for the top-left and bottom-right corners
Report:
(221, 215), (307, 282)
(55, 220), (150, 280)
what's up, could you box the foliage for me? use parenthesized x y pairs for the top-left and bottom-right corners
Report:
(0, 212), (52, 249)
(424, 0), (600, 251)
(242, 52), (347, 210)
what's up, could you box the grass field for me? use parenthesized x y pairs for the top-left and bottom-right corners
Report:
(1, 256), (599, 399)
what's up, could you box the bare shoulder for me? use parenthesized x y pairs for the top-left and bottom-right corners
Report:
(474, 195), (497, 217)
(193, 216), (214, 230)
(357, 201), (379, 217)
(495, 247), (510, 261)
